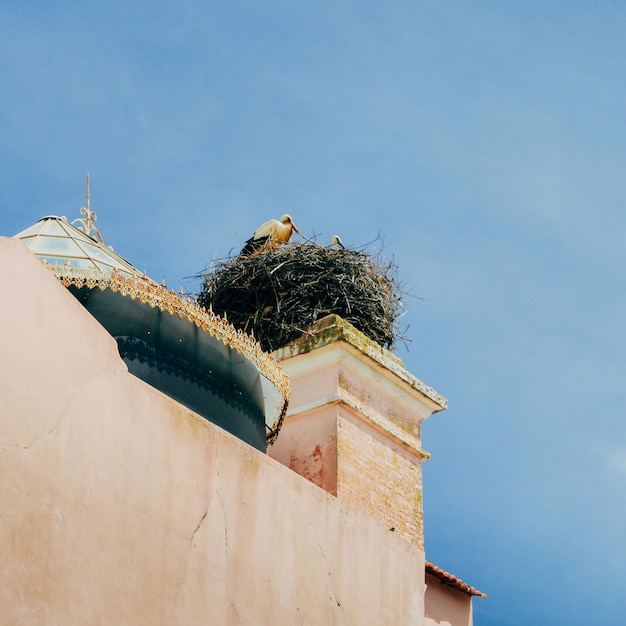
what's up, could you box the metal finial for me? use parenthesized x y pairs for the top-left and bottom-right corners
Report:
(73, 172), (104, 243)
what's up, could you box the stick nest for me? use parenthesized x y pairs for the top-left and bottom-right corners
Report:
(198, 243), (404, 353)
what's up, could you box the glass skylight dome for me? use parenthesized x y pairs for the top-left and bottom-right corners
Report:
(14, 216), (143, 279)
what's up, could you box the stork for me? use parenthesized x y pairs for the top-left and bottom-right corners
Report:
(240, 214), (301, 256)
(330, 235), (346, 251)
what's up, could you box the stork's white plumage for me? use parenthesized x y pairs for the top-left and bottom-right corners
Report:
(240, 214), (300, 255)
(330, 235), (346, 250)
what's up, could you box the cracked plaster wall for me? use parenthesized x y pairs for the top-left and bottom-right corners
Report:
(0, 238), (425, 626)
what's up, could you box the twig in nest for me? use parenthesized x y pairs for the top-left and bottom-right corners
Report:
(198, 243), (406, 353)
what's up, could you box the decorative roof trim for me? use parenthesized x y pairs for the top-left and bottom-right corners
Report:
(45, 262), (290, 443)
(425, 561), (487, 599)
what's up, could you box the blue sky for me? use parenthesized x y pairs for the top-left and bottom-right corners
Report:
(2, 2), (626, 624)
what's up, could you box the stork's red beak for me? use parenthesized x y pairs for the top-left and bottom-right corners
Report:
(292, 223), (301, 235)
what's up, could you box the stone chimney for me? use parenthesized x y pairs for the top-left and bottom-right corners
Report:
(269, 315), (447, 549)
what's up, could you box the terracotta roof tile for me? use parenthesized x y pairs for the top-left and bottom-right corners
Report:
(425, 561), (487, 599)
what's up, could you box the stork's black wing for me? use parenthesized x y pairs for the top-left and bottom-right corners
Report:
(240, 235), (270, 256)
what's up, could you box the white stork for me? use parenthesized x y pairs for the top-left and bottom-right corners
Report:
(330, 235), (346, 250)
(240, 214), (301, 255)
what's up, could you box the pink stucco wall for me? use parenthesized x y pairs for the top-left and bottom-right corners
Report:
(424, 574), (473, 626)
(269, 403), (340, 494)
(269, 319), (443, 551)
(0, 238), (426, 625)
